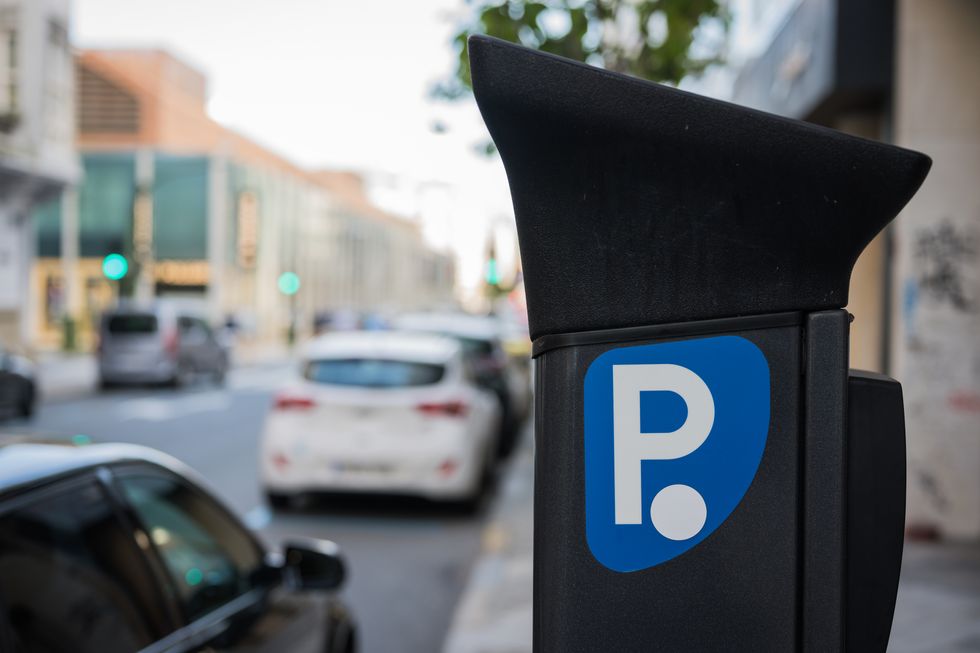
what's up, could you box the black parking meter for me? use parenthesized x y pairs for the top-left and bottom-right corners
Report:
(469, 36), (931, 653)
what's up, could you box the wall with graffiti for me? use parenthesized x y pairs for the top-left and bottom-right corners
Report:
(894, 5), (980, 538)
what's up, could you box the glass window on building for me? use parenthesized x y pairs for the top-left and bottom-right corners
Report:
(34, 195), (61, 258)
(44, 17), (72, 147)
(153, 155), (208, 261)
(79, 153), (136, 257)
(0, 7), (18, 128)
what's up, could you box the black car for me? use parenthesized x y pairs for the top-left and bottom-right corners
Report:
(0, 346), (36, 419)
(0, 441), (357, 653)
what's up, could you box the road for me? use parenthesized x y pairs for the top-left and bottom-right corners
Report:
(3, 361), (503, 653)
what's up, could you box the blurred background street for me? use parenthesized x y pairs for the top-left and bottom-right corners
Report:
(0, 0), (977, 651)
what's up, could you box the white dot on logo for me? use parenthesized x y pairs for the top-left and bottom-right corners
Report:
(650, 484), (707, 541)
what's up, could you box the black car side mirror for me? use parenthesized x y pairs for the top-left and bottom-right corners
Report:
(283, 538), (347, 591)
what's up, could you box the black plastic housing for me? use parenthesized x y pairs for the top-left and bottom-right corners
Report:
(469, 35), (928, 653)
(469, 35), (930, 341)
(846, 371), (907, 652)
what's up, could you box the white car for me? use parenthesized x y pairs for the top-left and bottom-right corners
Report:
(392, 312), (532, 456)
(261, 331), (501, 508)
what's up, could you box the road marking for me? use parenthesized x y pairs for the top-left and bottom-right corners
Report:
(116, 392), (233, 422)
(229, 365), (293, 391)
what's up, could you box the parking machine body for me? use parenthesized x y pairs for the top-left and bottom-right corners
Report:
(470, 36), (930, 653)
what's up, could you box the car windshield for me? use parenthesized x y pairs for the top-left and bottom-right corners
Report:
(304, 358), (445, 388)
(107, 314), (158, 334)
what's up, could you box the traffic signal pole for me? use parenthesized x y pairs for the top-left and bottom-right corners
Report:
(469, 36), (930, 653)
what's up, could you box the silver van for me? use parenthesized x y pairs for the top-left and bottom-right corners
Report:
(98, 305), (229, 388)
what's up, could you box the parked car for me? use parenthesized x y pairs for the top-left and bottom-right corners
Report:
(392, 312), (531, 457)
(0, 439), (357, 653)
(0, 345), (36, 419)
(261, 331), (501, 509)
(98, 305), (229, 388)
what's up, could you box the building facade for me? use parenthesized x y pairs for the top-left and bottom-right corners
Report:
(33, 49), (454, 349)
(732, 0), (980, 539)
(0, 0), (76, 349)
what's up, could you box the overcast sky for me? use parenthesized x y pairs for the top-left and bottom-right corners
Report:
(75, 0), (500, 171)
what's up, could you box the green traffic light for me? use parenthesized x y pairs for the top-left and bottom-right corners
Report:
(102, 253), (128, 280)
(278, 272), (301, 295)
(485, 258), (500, 286)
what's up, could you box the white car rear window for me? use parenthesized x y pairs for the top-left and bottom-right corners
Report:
(304, 359), (445, 388)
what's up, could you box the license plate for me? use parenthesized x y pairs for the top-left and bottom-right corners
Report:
(330, 461), (392, 474)
(118, 355), (146, 369)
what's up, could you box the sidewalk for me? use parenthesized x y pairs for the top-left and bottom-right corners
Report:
(35, 352), (97, 402)
(444, 440), (980, 653)
(890, 541), (980, 652)
(442, 429), (533, 653)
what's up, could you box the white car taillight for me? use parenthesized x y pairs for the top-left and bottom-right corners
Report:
(274, 394), (316, 410)
(416, 400), (469, 418)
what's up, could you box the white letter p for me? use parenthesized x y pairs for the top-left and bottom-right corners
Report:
(612, 364), (715, 525)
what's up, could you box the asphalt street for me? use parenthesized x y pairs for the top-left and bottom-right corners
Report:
(2, 361), (498, 653)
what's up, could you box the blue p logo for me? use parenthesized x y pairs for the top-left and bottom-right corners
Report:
(584, 336), (770, 572)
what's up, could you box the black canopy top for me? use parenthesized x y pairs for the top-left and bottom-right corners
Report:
(469, 35), (930, 341)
